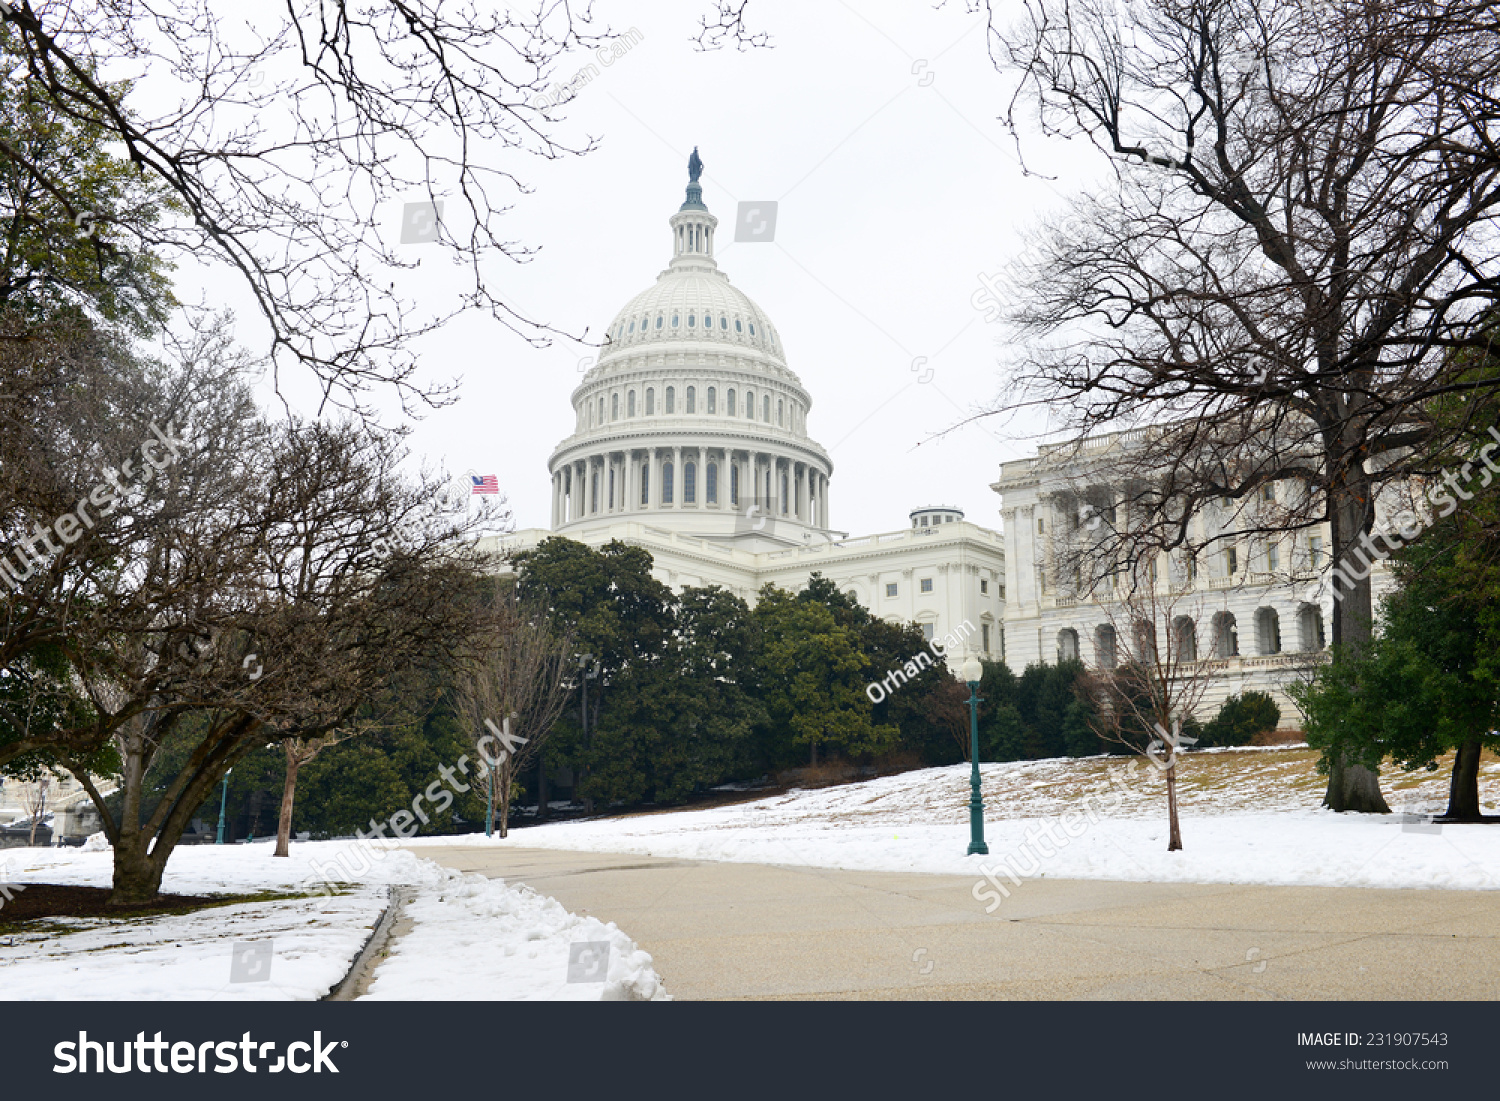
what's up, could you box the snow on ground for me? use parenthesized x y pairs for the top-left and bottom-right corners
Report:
(0, 842), (667, 1001)
(409, 747), (1500, 893)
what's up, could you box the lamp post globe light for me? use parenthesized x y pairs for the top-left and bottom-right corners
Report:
(961, 655), (988, 856)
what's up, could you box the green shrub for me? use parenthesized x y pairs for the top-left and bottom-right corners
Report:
(1200, 691), (1281, 747)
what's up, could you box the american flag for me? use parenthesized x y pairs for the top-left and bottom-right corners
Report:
(470, 474), (499, 495)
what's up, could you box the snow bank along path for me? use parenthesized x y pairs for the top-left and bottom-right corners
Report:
(408, 749), (1500, 893)
(0, 842), (668, 1001)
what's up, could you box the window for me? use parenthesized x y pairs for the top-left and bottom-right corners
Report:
(1212, 612), (1239, 657)
(749, 323), (756, 336)
(886, 582), (898, 598)
(921, 516), (929, 526)
(1058, 628), (1080, 662)
(922, 623), (935, 642)
(684, 462), (696, 504)
(720, 316), (728, 330)
(608, 468), (615, 509)
(980, 578), (989, 595)
(666, 386), (675, 414)
(1256, 607), (1282, 655)
(780, 472), (789, 513)
(730, 464), (739, 506)
(727, 389), (736, 416)
(598, 397), (603, 424)
(611, 393), (618, 420)
(1267, 543), (1280, 571)
(1261, 483), (1275, 503)
(933, 515), (941, 525)
(1298, 603), (1326, 651)
(646, 388), (655, 415)
(672, 314), (679, 327)
(778, 399), (784, 426)
(703, 314), (711, 328)
(628, 320), (635, 333)
(707, 387), (716, 414)
(920, 578), (934, 593)
(641, 464), (650, 505)
(590, 472), (598, 514)
(707, 463), (718, 504)
(1095, 625), (1117, 669)
(688, 314), (696, 327)
(735, 319), (742, 332)
(763, 395), (770, 421)
(982, 624), (991, 653)
(628, 390), (637, 417)
(1310, 535), (1324, 568)
(662, 462), (674, 504)
(684, 387), (694, 414)
(655, 315), (663, 329)
(745, 390), (754, 418)
(1038, 518), (1045, 533)
(1174, 616), (1197, 662)
(1226, 547), (1238, 575)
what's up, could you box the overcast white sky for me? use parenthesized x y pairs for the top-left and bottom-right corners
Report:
(183, 0), (1115, 537)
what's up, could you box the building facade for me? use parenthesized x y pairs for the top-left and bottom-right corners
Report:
(494, 156), (1005, 666)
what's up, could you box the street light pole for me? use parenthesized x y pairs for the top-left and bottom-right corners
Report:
(962, 655), (988, 856)
(215, 768), (233, 845)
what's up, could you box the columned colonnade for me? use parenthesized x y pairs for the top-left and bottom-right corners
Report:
(552, 445), (829, 528)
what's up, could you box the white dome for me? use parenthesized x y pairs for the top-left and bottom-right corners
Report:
(600, 269), (785, 364)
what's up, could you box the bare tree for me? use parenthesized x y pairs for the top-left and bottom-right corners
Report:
(21, 771), (47, 845)
(1075, 561), (1216, 850)
(454, 588), (575, 838)
(0, 0), (627, 415)
(978, 0), (1500, 811)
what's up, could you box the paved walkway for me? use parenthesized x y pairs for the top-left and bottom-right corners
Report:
(413, 846), (1500, 1000)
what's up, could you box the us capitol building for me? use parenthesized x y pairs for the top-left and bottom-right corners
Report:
(498, 152), (1371, 724)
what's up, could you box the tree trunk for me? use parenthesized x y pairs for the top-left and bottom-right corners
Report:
(497, 762), (512, 839)
(108, 833), (167, 908)
(1165, 760), (1182, 851)
(1444, 737), (1483, 821)
(1322, 457), (1392, 814)
(274, 744), (301, 857)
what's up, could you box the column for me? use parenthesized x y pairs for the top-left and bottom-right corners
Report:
(796, 464), (807, 522)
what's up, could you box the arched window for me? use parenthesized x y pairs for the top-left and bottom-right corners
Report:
(1173, 616), (1198, 662)
(720, 316), (728, 330)
(684, 462), (697, 504)
(671, 314), (679, 328)
(655, 315), (663, 329)
(666, 386), (675, 414)
(662, 462), (674, 504)
(688, 314), (696, 327)
(1133, 620), (1158, 663)
(745, 390), (754, 418)
(780, 471), (789, 513)
(778, 399), (784, 426)
(1058, 628), (1080, 663)
(727, 389), (736, 416)
(597, 397), (603, 425)
(628, 320), (635, 333)
(1255, 607), (1282, 654)
(730, 464), (739, 506)
(640, 463), (650, 506)
(1298, 603), (1326, 651)
(707, 387), (716, 414)
(707, 462), (718, 504)
(1212, 612), (1239, 658)
(627, 390), (636, 417)
(646, 388), (655, 415)
(749, 323), (756, 336)
(763, 395), (771, 421)
(611, 393), (618, 420)
(1095, 625), (1117, 669)
(687, 386), (696, 414)
(735, 319), (743, 333)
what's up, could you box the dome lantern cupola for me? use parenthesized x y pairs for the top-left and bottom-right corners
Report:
(669, 146), (718, 274)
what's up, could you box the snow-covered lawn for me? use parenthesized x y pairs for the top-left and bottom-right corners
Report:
(0, 842), (667, 1001)
(410, 747), (1500, 893)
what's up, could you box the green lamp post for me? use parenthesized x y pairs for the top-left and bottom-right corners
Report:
(215, 768), (233, 845)
(962, 655), (988, 856)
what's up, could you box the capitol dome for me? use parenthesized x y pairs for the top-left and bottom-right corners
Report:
(547, 150), (833, 545)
